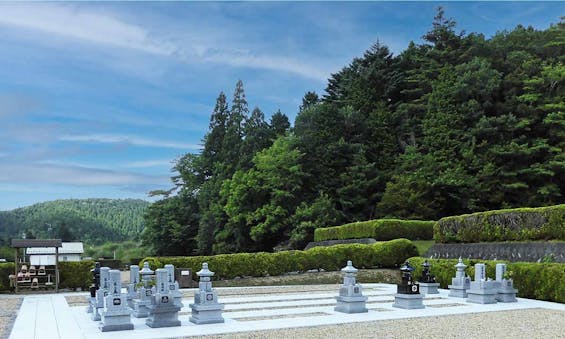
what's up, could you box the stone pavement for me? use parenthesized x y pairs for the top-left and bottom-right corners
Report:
(8, 284), (565, 339)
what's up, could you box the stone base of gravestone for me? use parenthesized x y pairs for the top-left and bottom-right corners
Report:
(86, 297), (94, 313)
(448, 285), (468, 298)
(466, 289), (498, 304)
(334, 295), (368, 313)
(496, 280), (518, 303)
(419, 282), (440, 295)
(189, 304), (225, 324)
(132, 300), (152, 318)
(392, 293), (425, 309)
(100, 310), (134, 332)
(145, 302), (180, 327)
(91, 307), (101, 321)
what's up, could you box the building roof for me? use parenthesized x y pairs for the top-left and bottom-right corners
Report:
(11, 239), (62, 248)
(25, 242), (84, 255)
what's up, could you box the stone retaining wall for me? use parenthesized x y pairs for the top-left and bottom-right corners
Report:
(304, 238), (377, 250)
(423, 242), (565, 263)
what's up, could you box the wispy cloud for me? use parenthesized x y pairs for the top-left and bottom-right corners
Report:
(123, 159), (175, 168)
(59, 133), (200, 150)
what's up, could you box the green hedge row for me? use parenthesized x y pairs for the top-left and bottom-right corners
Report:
(407, 257), (565, 303)
(434, 204), (565, 243)
(314, 219), (435, 242)
(0, 262), (15, 291)
(141, 239), (418, 280)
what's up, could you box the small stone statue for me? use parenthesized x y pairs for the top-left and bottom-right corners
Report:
(334, 260), (368, 313)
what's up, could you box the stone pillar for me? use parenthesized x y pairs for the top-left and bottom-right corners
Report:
(448, 258), (471, 298)
(100, 270), (133, 332)
(132, 262), (154, 318)
(165, 264), (183, 308)
(334, 260), (368, 313)
(189, 263), (224, 324)
(467, 263), (498, 304)
(393, 261), (424, 309)
(126, 265), (140, 308)
(146, 268), (181, 328)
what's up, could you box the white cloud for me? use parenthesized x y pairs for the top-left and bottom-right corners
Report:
(59, 133), (200, 150)
(123, 159), (174, 168)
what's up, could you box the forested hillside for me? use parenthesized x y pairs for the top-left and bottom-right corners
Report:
(0, 199), (150, 245)
(143, 9), (564, 256)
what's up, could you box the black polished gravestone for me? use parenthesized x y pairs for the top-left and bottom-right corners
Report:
(86, 262), (101, 314)
(418, 260), (440, 295)
(393, 261), (425, 309)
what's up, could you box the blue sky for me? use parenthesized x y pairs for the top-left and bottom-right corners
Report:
(0, 1), (563, 211)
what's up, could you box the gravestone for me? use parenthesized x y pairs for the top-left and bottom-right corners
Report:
(86, 262), (100, 314)
(393, 261), (424, 309)
(448, 258), (471, 298)
(146, 268), (182, 328)
(494, 263), (518, 302)
(466, 263), (498, 304)
(189, 263), (224, 324)
(418, 260), (440, 295)
(334, 260), (368, 313)
(164, 264), (183, 308)
(126, 265), (140, 309)
(100, 270), (134, 332)
(132, 262), (154, 318)
(91, 267), (110, 321)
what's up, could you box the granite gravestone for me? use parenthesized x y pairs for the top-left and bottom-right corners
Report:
(91, 267), (110, 321)
(126, 265), (140, 308)
(189, 263), (224, 324)
(418, 260), (440, 295)
(466, 263), (498, 304)
(164, 264), (183, 308)
(87, 262), (100, 314)
(334, 260), (368, 313)
(448, 258), (471, 298)
(146, 268), (182, 328)
(132, 262), (154, 318)
(393, 261), (425, 309)
(100, 270), (134, 332)
(494, 263), (518, 302)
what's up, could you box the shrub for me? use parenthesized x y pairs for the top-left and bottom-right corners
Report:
(314, 219), (435, 242)
(59, 260), (95, 290)
(434, 204), (565, 243)
(407, 257), (565, 303)
(0, 262), (15, 291)
(141, 239), (418, 281)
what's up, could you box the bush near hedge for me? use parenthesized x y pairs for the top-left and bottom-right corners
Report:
(59, 260), (95, 290)
(141, 238), (418, 280)
(314, 219), (434, 242)
(434, 204), (565, 243)
(407, 257), (565, 303)
(0, 262), (15, 291)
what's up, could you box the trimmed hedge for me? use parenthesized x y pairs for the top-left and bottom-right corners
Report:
(0, 262), (15, 291)
(141, 239), (418, 280)
(59, 260), (95, 290)
(434, 204), (565, 243)
(407, 257), (565, 303)
(314, 219), (435, 242)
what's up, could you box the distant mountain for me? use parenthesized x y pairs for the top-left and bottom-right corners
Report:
(0, 198), (150, 246)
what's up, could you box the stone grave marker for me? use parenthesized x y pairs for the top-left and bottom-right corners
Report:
(334, 260), (368, 313)
(418, 260), (440, 295)
(126, 265), (140, 309)
(189, 262), (224, 324)
(146, 268), (182, 328)
(164, 264), (183, 308)
(100, 269), (134, 332)
(392, 261), (425, 309)
(494, 263), (518, 302)
(466, 263), (498, 304)
(91, 267), (110, 321)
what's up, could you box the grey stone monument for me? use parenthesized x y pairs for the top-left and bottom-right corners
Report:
(448, 258), (471, 298)
(91, 267), (110, 321)
(100, 270), (134, 332)
(87, 262), (101, 314)
(146, 268), (182, 328)
(393, 261), (425, 309)
(334, 260), (368, 313)
(189, 263), (224, 324)
(132, 262), (154, 318)
(164, 264), (183, 308)
(418, 260), (440, 295)
(126, 265), (140, 309)
(494, 263), (518, 302)
(466, 263), (498, 304)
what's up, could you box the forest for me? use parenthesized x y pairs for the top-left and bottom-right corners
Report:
(137, 10), (563, 256)
(0, 198), (150, 246)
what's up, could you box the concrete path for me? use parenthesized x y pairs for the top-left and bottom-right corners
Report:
(8, 284), (565, 339)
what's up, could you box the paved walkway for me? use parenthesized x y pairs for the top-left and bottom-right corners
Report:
(8, 284), (565, 339)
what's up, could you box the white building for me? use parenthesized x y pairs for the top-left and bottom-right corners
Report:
(26, 242), (84, 265)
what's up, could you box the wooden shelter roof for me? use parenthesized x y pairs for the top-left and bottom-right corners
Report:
(11, 239), (62, 248)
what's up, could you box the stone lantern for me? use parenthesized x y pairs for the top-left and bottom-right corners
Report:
(132, 262), (155, 318)
(418, 260), (440, 295)
(334, 260), (368, 313)
(189, 262), (224, 324)
(448, 257), (471, 298)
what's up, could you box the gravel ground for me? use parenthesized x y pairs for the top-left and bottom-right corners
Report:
(0, 296), (22, 339)
(188, 308), (565, 339)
